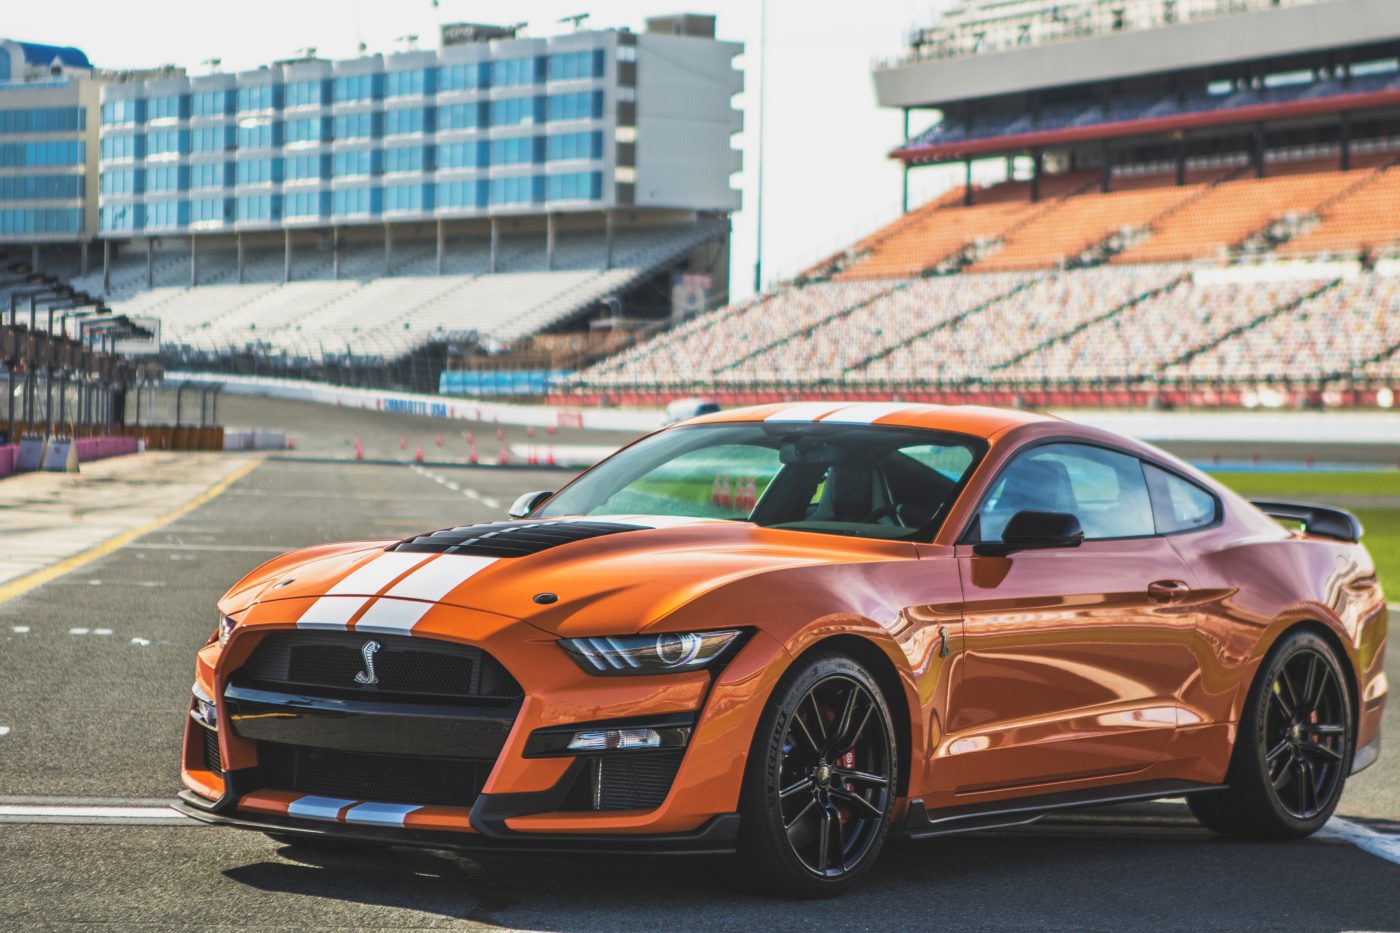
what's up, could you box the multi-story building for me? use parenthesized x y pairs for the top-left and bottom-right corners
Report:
(95, 15), (742, 287)
(0, 40), (99, 267)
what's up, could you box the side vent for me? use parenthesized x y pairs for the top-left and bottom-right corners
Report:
(392, 520), (646, 558)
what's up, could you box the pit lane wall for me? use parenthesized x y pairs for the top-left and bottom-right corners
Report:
(167, 373), (1400, 447)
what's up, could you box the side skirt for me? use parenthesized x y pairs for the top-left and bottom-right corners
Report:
(898, 779), (1223, 839)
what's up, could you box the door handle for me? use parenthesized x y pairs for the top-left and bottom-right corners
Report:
(1148, 580), (1190, 602)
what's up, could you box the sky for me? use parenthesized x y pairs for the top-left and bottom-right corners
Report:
(6, 0), (962, 301)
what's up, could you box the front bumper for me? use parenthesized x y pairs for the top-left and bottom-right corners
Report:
(173, 790), (740, 856)
(183, 601), (788, 842)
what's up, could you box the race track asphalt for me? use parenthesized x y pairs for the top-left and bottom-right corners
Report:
(1, 396), (1397, 931)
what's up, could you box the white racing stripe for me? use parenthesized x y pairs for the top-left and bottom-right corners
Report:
(343, 801), (423, 827)
(383, 555), (497, 603)
(0, 804), (193, 825)
(1319, 816), (1400, 866)
(353, 598), (436, 635)
(296, 595), (369, 630)
(286, 795), (357, 822)
(764, 402), (842, 422)
(326, 552), (432, 596)
(817, 402), (911, 424)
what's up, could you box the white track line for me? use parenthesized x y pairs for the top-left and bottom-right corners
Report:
(1319, 816), (1400, 866)
(408, 465), (502, 510)
(0, 803), (195, 825)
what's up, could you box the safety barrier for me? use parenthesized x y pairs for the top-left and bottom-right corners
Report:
(74, 436), (140, 462)
(0, 444), (14, 478)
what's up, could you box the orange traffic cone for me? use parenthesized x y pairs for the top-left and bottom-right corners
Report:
(498, 444), (509, 465)
(435, 433), (444, 448)
(399, 436), (407, 450)
(469, 440), (478, 465)
(414, 445), (424, 462)
(546, 446), (556, 466)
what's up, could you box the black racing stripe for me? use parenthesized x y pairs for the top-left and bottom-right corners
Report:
(392, 520), (647, 557)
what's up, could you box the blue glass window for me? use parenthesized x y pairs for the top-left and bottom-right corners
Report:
(386, 69), (431, 97)
(0, 107), (84, 133)
(236, 84), (277, 112)
(285, 80), (325, 108)
(100, 169), (141, 196)
(546, 130), (601, 161)
(385, 108), (428, 136)
(489, 174), (540, 205)
(235, 193), (279, 222)
(284, 190), (326, 218)
(331, 149), (375, 177)
(438, 63), (482, 91)
(191, 125), (232, 153)
(490, 135), (541, 165)
(333, 74), (378, 102)
(436, 140), (483, 169)
(148, 95), (185, 121)
(190, 162), (229, 189)
(384, 145), (426, 173)
(0, 208), (82, 234)
(3, 174), (84, 200)
(437, 179), (484, 208)
(332, 112), (375, 140)
(100, 99), (141, 126)
(284, 116), (325, 144)
(146, 165), (188, 191)
(385, 183), (431, 212)
(99, 134), (139, 161)
(285, 153), (326, 180)
(548, 50), (604, 81)
(492, 57), (544, 87)
(100, 203), (142, 231)
(236, 120), (276, 150)
(490, 96), (540, 127)
(190, 197), (230, 224)
(146, 199), (188, 229)
(331, 186), (377, 216)
(145, 128), (187, 156)
(191, 90), (230, 117)
(546, 171), (600, 201)
(437, 102), (479, 131)
(235, 158), (279, 185)
(548, 91), (601, 121)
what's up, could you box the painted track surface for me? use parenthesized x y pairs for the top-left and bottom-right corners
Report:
(1, 396), (1397, 930)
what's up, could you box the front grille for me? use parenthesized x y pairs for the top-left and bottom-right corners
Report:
(562, 751), (685, 812)
(235, 632), (521, 702)
(393, 520), (644, 558)
(202, 727), (221, 772)
(257, 742), (489, 809)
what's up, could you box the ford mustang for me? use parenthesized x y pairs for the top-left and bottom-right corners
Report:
(176, 402), (1387, 896)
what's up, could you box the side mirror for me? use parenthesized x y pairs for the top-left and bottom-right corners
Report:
(508, 490), (554, 520)
(974, 510), (1084, 557)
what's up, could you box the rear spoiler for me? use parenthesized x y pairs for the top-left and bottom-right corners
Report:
(1251, 500), (1363, 542)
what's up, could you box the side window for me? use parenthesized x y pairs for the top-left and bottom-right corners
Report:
(1144, 463), (1218, 534)
(974, 443), (1156, 542)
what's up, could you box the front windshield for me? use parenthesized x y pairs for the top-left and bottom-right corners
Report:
(535, 422), (985, 541)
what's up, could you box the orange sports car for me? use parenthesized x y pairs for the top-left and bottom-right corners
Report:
(177, 402), (1387, 896)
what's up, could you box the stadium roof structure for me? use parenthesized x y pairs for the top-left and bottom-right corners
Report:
(14, 41), (91, 70)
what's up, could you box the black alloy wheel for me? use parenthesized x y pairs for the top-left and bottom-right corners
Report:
(735, 653), (896, 897)
(1188, 630), (1353, 837)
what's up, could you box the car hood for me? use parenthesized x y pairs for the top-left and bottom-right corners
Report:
(219, 515), (914, 637)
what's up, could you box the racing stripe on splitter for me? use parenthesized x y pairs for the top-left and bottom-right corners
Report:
(343, 802), (424, 827)
(285, 796), (358, 822)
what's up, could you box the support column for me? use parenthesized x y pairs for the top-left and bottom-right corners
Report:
(436, 218), (444, 276)
(190, 235), (198, 287)
(545, 213), (555, 272)
(964, 160), (973, 206)
(236, 232), (245, 284)
(604, 209), (615, 270)
(332, 228), (340, 280)
(1029, 149), (1043, 203)
(146, 239), (154, 289)
(31, 244), (39, 271)
(283, 228), (292, 283)
(1341, 112), (1352, 171)
(1175, 136), (1188, 186)
(80, 240), (89, 276)
(102, 239), (111, 294)
(1101, 141), (1111, 193)
(489, 218), (499, 274)
(1252, 124), (1266, 179)
(900, 108), (911, 214)
(384, 223), (393, 275)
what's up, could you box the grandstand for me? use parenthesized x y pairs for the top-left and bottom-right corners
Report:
(566, 0), (1400, 410)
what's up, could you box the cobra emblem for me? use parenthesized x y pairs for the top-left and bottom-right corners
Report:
(354, 640), (382, 685)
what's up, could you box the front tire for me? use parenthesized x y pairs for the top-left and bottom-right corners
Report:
(1189, 629), (1353, 837)
(734, 652), (897, 898)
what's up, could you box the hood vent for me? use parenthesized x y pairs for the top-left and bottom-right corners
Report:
(392, 520), (646, 558)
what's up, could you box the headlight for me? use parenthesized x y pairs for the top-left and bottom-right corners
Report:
(559, 630), (743, 675)
(216, 613), (236, 646)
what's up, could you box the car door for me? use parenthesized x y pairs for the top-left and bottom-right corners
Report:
(938, 442), (1202, 795)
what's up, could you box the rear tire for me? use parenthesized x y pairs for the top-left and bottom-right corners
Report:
(733, 652), (897, 898)
(1189, 629), (1353, 837)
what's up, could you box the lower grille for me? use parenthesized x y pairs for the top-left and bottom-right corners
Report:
(202, 726), (221, 772)
(562, 751), (685, 812)
(257, 742), (489, 809)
